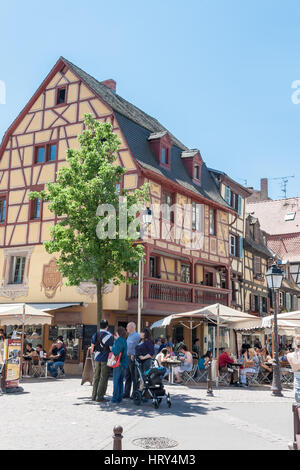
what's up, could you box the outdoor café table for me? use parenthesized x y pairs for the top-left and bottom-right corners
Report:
(162, 359), (181, 384)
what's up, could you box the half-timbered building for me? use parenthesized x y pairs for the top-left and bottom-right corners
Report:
(0, 57), (234, 370)
(209, 170), (251, 311)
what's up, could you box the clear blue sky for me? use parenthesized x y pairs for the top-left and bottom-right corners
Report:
(1, 0), (300, 199)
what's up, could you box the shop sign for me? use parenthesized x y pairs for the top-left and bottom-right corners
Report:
(5, 339), (21, 389)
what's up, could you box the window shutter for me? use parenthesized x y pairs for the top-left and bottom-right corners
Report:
(225, 186), (231, 204)
(238, 236), (243, 258)
(286, 293), (291, 311)
(237, 195), (242, 216)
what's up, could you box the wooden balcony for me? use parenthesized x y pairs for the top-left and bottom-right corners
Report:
(127, 277), (229, 314)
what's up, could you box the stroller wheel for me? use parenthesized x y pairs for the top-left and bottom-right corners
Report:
(153, 398), (159, 409)
(167, 393), (171, 408)
(133, 390), (142, 406)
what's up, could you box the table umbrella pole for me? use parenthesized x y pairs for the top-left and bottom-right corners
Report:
(216, 303), (220, 387)
(20, 304), (25, 379)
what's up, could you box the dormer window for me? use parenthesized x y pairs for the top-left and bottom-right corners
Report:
(181, 149), (203, 184)
(161, 147), (168, 165)
(56, 87), (66, 105)
(148, 131), (172, 169)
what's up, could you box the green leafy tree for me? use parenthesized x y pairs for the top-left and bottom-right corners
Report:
(30, 114), (149, 327)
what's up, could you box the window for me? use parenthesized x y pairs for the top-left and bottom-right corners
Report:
(204, 271), (214, 287)
(230, 234), (237, 256)
(262, 297), (267, 313)
(249, 224), (255, 240)
(230, 234), (243, 258)
(254, 295), (259, 312)
(285, 212), (296, 221)
(35, 143), (57, 163)
(180, 264), (190, 283)
(0, 197), (6, 222)
(10, 256), (26, 284)
(161, 147), (168, 165)
(192, 203), (203, 231)
(209, 208), (216, 236)
(253, 256), (262, 275)
(36, 146), (45, 163)
(149, 256), (158, 278)
(31, 198), (41, 219)
(48, 144), (57, 161)
(193, 165), (200, 180)
(225, 186), (242, 216)
(56, 87), (66, 105)
(162, 192), (174, 223)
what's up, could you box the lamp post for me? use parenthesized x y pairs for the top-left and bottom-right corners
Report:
(137, 207), (152, 333)
(266, 262), (284, 397)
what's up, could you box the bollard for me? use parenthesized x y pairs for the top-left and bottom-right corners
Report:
(292, 404), (300, 450)
(113, 425), (123, 450)
(207, 360), (214, 396)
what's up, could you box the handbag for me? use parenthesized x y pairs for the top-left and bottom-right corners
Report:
(107, 352), (122, 368)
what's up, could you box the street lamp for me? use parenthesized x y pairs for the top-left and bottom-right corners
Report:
(266, 262), (284, 397)
(137, 208), (152, 333)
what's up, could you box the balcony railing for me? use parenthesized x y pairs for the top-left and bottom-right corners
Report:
(128, 278), (228, 306)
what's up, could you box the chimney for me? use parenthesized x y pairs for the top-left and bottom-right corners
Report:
(260, 178), (268, 200)
(100, 79), (116, 93)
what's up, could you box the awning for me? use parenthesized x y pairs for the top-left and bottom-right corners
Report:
(27, 303), (82, 312)
(151, 303), (262, 330)
(0, 303), (53, 326)
(262, 310), (300, 333)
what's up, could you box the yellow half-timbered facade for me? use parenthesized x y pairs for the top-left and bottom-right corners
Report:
(0, 57), (235, 369)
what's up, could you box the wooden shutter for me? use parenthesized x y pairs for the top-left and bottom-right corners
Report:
(238, 236), (243, 258)
(237, 195), (242, 216)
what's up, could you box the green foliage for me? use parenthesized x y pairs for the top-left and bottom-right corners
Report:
(30, 114), (149, 292)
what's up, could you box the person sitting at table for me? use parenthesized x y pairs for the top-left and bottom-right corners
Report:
(166, 345), (176, 358)
(174, 345), (193, 383)
(279, 349), (288, 363)
(23, 343), (37, 375)
(47, 341), (65, 378)
(155, 348), (169, 366)
(240, 348), (259, 387)
(36, 344), (47, 361)
(218, 348), (239, 386)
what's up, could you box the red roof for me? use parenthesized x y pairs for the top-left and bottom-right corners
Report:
(247, 198), (300, 236)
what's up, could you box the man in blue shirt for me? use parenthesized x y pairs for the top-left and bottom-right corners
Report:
(91, 320), (114, 402)
(123, 322), (140, 399)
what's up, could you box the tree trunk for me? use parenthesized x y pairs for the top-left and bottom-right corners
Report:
(96, 278), (103, 329)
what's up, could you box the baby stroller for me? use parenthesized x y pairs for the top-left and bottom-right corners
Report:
(133, 357), (171, 409)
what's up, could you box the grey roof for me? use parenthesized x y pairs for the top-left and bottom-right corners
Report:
(115, 112), (229, 207)
(62, 57), (187, 150)
(62, 57), (230, 208)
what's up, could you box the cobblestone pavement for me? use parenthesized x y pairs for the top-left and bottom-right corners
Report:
(0, 377), (295, 450)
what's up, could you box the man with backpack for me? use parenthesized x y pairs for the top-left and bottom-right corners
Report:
(91, 320), (114, 402)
